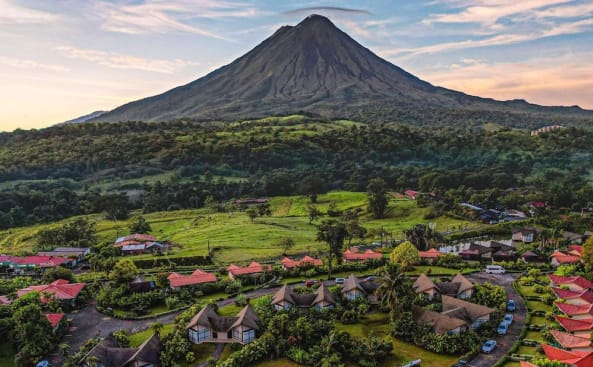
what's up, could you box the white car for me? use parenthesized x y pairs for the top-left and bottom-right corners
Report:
(485, 265), (505, 274)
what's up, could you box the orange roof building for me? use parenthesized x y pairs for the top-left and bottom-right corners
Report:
(555, 316), (593, 339)
(550, 250), (581, 267)
(343, 248), (382, 262)
(552, 288), (593, 305)
(168, 269), (217, 290)
(550, 330), (592, 352)
(227, 262), (272, 280)
(541, 344), (593, 367)
(549, 275), (593, 292)
(281, 256), (323, 270)
(17, 279), (85, 305)
(555, 302), (593, 319)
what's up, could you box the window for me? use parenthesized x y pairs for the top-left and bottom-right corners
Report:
(189, 327), (211, 343)
(243, 328), (256, 343)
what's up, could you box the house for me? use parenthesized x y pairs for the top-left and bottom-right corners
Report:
(551, 288), (593, 305)
(541, 344), (593, 367)
(550, 250), (581, 267)
(115, 234), (157, 244)
(37, 247), (90, 262)
(272, 284), (336, 310)
(0, 295), (12, 306)
(550, 330), (592, 352)
(554, 302), (593, 320)
(520, 250), (543, 263)
(340, 274), (380, 302)
(412, 274), (439, 300)
(528, 201), (546, 209)
(187, 304), (260, 345)
(549, 275), (593, 292)
(413, 307), (468, 335)
(555, 316), (593, 339)
(6, 255), (74, 273)
(168, 269), (217, 290)
(568, 245), (583, 257)
(418, 249), (445, 264)
(80, 333), (163, 367)
(460, 240), (516, 261)
(121, 242), (170, 256)
(441, 295), (495, 330)
(227, 262), (271, 280)
(404, 190), (418, 200)
(343, 248), (382, 262)
(563, 231), (584, 244)
(17, 279), (86, 306)
(280, 256), (323, 270)
(512, 227), (536, 243)
(46, 313), (65, 333)
(130, 276), (156, 293)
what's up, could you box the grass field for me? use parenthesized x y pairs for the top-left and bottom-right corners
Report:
(0, 341), (15, 367)
(0, 191), (472, 264)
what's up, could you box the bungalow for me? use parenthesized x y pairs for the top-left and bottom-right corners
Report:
(343, 248), (382, 263)
(521, 250), (543, 263)
(121, 242), (170, 256)
(441, 295), (495, 330)
(460, 240), (516, 261)
(413, 307), (468, 335)
(562, 231), (584, 244)
(541, 344), (593, 367)
(46, 313), (65, 333)
(418, 248), (445, 264)
(17, 279), (86, 306)
(80, 333), (163, 367)
(512, 228), (536, 243)
(130, 275), (156, 293)
(551, 288), (593, 305)
(555, 316), (593, 339)
(550, 330), (592, 352)
(281, 256), (323, 270)
(168, 269), (217, 291)
(227, 262), (272, 280)
(548, 275), (593, 292)
(550, 250), (581, 267)
(340, 274), (380, 302)
(37, 247), (90, 262)
(554, 302), (593, 320)
(187, 304), (260, 345)
(272, 284), (336, 310)
(412, 274), (439, 300)
(7, 255), (74, 273)
(412, 274), (474, 300)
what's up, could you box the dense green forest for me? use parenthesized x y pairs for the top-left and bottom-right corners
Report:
(1, 116), (592, 229)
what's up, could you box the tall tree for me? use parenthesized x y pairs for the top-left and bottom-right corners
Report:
(403, 223), (443, 251)
(307, 205), (322, 224)
(367, 178), (389, 219)
(316, 219), (347, 279)
(377, 263), (411, 317)
(109, 259), (138, 284)
(342, 209), (367, 245)
(128, 215), (152, 234)
(582, 236), (593, 277)
(389, 241), (420, 271)
(273, 237), (295, 255)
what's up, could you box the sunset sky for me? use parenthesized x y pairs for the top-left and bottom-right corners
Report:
(2, 0), (593, 131)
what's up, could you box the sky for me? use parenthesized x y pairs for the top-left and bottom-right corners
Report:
(1, 0), (593, 131)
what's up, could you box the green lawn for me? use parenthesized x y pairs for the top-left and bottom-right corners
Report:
(0, 341), (15, 367)
(129, 323), (175, 347)
(336, 312), (459, 367)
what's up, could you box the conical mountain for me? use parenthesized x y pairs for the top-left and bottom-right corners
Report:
(93, 14), (591, 123)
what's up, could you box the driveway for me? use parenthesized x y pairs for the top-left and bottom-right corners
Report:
(465, 272), (527, 367)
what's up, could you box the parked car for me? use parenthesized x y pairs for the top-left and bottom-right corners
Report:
(335, 277), (346, 284)
(453, 360), (467, 367)
(497, 322), (509, 335)
(36, 361), (49, 367)
(482, 340), (497, 353)
(503, 314), (514, 325)
(485, 265), (506, 274)
(507, 300), (516, 312)
(305, 279), (319, 287)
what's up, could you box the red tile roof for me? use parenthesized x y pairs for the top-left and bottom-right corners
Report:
(227, 262), (271, 276)
(281, 256), (323, 269)
(0, 295), (11, 305)
(419, 248), (445, 259)
(549, 275), (593, 290)
(555, 316), (593, 332)
(404, 190), (418, 199)
(550, 251), (581, 264)
(17, 279), (85, 302)
(550, 329), (592, 349)
(519, 362), (539, 367)
(46, 313), (65, 328)
(11, 256), (70, 267)
(542, 344), (593, 366)
(529, 201), (546, 208)
(343, 248), (382, 261)
(552, 288), (593, 303)
(555, 302), (593, 316)
(569, 245), (584, 255)
(167, 269), (217, 288)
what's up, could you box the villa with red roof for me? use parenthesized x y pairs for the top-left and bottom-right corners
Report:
(227, 262), (272, 280)
(556, 316), (593, 339)
(555, 302), (593, 320)
(2, 255), (74, 273)
(419, 248), (445, 263)
(343, 248), (382, 262)
(17, 279), (86, 306)
(552, 288), (593, 305)
(46, 313), (65, 332)
(168, 269), (217, 291)
(550, 330), (592, 352)
(280, 256), (323, 270)
(548, 275), (593, 292)
(550, 250), (581, 267)
(541, 344), (593, 367)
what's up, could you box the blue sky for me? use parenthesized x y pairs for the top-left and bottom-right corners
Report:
(1, 0), (593, 131)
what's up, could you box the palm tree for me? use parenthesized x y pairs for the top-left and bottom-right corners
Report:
(85, 356), (100, 367)
(149, 321), (164, 336)
(377, 263), (409, 316)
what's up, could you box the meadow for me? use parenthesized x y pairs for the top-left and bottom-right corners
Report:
(0, 191), (473, 264)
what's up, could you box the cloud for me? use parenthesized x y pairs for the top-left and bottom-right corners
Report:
(283, 6), (372, 16)
(95, 0), (263, 40)
(55, 46), (199, 74)
(0, 56), (68, 72)
(0, 0), (59, 24)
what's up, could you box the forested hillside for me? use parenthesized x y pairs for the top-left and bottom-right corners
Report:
(1, 115), (592, 229)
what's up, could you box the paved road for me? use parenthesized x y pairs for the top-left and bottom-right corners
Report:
(465, 272), (527, 367)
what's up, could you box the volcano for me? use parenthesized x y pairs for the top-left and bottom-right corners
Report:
(92, 14), (591, 124)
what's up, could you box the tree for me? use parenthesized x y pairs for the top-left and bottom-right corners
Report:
(42, 267), (74, 283)
(316, 219), (347, 279)
(109, 259), (138, 284)
(298, 175), (325, 203)
(403, 223), (443, 251)
(307, 205), (322, 224)
(150, 321), (164, 336)
(12, 293), (55, 367)
(128, 215), (152, 234)
(342, 209), (367, 245)
(273, 237), (295, 255)
(246, 208), (258, 223)
(389, 241), (420, 271)
(257, 203), (272, 217)
(101, 192), (130, 221)
(36, 217), (97, 251)
(529, 358), (569, 367)
(367, 178), (389, 219)
(113, 329), (131, 347)
(582, 236), (593, 277)
(377, 263), (410, 316)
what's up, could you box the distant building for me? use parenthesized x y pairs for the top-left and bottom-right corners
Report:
(340, 274), (380, 302)
(227, 262), (272, 280)
(512, 227), (536, 243)
(272, 284), (335, 310)
(418, 248), (445, 264)
(280, 256), (323, 270)
(168, 269), (217, 290)
(343, 248), (382, 262)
